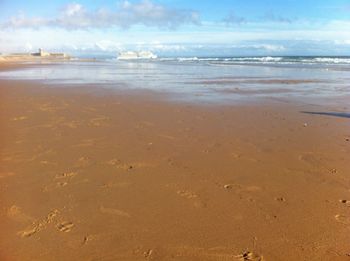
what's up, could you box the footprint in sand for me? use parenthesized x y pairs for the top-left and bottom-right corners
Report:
(18, 227), (41, 238)
(235, 251), (264, 261)
(143, 249), (155, 259)
(18, 209), (59, 238)
(275, 197), (286, 202)
(56, 182), (68, 187)
(223, 184), (236, 190)
(177, 190), (206, 208)
(57, 221), (74, 232)
(329, 168), (338, 174)
(81, 235), (90, 245)
(339, 200), (350, 206)
(55, 171), (78, 179)
(47, 171), (79, 190)
(335, 214), (350, 225)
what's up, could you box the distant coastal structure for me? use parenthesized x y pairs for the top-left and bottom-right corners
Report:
(32, 48), (70, 58)
(117, 51), (157, 60)
(0, 48), (71, 62)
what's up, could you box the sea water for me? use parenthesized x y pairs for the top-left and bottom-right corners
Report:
(0, 56), (349, 104)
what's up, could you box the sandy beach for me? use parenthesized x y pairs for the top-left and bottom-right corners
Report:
(0, 62), (350, 261)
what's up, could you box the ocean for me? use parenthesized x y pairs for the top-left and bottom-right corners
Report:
(1, 56), (349, 104)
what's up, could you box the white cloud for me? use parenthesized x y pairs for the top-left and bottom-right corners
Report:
(1, 0), (200, 30)
(63, 3), (84, 17)
(227, 43), (286, 53)
(151, 44), (186, 51)
(5, 12), (50, 28)
(252, 44), (286, 51)
(334, 39), (350, 45)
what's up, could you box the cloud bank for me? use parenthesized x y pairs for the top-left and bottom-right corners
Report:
(1, 0), (200, 30)
(262, 11), (292, 23)
(223, 12), (246, 25)
(1, 1), (350, 55)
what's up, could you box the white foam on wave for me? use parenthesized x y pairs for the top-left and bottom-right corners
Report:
(227, 57), (283, 62)
(312, 57), (350, 64)
(155, 56), (350, 66)
(177, 57), (199, 62)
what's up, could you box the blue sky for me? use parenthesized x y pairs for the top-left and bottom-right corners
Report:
(0, 0), (350, 56)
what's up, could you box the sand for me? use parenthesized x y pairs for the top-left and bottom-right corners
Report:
(0, 65), (350, 260)
(0, 54), (70, 63)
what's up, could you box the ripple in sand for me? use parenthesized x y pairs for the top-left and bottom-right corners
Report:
(89, 116), (110, 127)
(223, 183), (262, 193)
(106, 158), (156, 171)
(62, 121), (81, 129)
(72, 139), (97, 147)
(0, 171), (15, 179)
(12, 116), (28, 121)
(100, 206), (130, 217)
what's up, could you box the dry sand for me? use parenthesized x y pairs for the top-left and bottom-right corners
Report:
(0, 64), (350, 260)
(0, 54), (70, 63)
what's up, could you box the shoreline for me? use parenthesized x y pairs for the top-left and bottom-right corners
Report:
(1, 61), (349, 108)
(1, 64), (350, 260)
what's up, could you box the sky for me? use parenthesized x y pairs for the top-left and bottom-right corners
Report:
(0, 0), (350, 56)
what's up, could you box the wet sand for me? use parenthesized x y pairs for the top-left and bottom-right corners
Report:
(0, 64), (350, 260)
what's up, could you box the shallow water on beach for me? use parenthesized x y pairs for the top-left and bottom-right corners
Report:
(0, 59), (349, 103)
